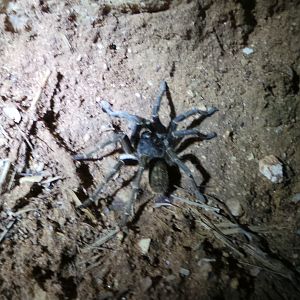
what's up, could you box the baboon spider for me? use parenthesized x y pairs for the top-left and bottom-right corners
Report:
(74, 81), (218, 225)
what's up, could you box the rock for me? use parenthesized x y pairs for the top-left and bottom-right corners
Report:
(138, 238), (151, 255)
(3, 104), (21, 123)
(179, 267), (190, 277)
(291, 193), (300, 203)
(259, 155), (283, 183)
(226, 198), (243, 217)
(141, 276), (152, 291)
(247, 152), (255, 161)
(230, 277), (239, 289)
(242, 47), (254, 55)
(249, 267), (261, 277)
(197, 258), (213, 280)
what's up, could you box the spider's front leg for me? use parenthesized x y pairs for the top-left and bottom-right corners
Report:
(74, 133), (135, 208)
(101, 100), (146, 126)
(120, 158), (146, 226)
(73, 133), (132, 160)
(151, 80), (167, 120)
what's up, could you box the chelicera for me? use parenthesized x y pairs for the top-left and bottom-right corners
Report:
(74, 81), (217, 225)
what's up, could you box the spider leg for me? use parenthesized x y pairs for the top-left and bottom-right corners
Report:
(120, 159), (146, 226)
(81, 160), (126, 208)
(73, 133), (133, 160)
(168, 106), (218, 133)
(172, 129), (217, 140)
(166, 149), (206, 203)
(151, 80), (167, 120)
(101, 100), (146, 126)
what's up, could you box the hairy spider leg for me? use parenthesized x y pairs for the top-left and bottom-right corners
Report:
(120, 159), (146, 226)
(75, 133), (135, 207)
(81, 160), (125, 208)
(73, 133), (132, 160)
(166, 148), (206, 203)
(101, 100), (146, 126)
(168, 106), (218, 136)
(151, 80), (167, 120)
(172, 129), (217, 140)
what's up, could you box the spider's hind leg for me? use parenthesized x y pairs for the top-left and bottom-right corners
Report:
(81, 159), (125, 208)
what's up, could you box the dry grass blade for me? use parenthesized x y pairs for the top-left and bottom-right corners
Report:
(0, 159), (10, 193)
(172, 194), (220, 212)
(83, 227), (120, 252)
(197, 213), (245, 257)
(0, 208), (36, 244)
(241, 243), (297, 281)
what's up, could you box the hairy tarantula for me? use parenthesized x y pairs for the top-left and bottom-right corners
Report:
(74, 81), (218, 224)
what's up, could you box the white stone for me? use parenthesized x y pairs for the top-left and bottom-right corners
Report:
(247, 152), (255, 161)
(259, 155), (283, 183)
(138, 238), (151, 255)
(179, 267), (190, 277)
(291, 193), (300, 203)
(3, 104), (21, 123)
(226, 198), (243, 217)
(242, 47), (254, 55)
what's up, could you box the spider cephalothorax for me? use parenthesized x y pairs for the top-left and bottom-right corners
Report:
(75, 81), (217, 224)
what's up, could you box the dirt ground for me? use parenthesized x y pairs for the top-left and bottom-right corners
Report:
(0, 0), (300, 299)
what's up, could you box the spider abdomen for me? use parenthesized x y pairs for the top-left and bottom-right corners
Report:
(149, 159), (169, 194)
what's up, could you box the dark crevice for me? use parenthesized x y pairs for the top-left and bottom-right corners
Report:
(39, 0), (50, 13)
(32, 266), (55, 290)
(290, 68), (300, 95)
(238, 0), (257, 45)
(75, 163), (94, 190)
(13, 184), (44, 211)
(58, 276), (78, 300)
(23, 120), (37, 170)
(42, 72), (73, 153)
(57, 248), (78, 300)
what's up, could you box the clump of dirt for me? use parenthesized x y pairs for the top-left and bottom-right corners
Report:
(0, 0), (299, 299)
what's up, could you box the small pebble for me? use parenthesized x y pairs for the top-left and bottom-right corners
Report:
(3, 104), (21, 123)
(249, 267), (261, 277)
(197, 258), (213, 280)
(138, 238), (151, 255)
(141, 276), (152, 291)
(259, 155), (283, 183)
(247, 152), (255, 161)
(226, 198), (243, 217)
(230, 277), (239, 289)
(291, 193), (300, 203)
(179, 267), (190, 277)
(242, 47), (254, 55)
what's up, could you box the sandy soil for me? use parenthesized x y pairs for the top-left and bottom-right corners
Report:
(0, 0), (300, 299)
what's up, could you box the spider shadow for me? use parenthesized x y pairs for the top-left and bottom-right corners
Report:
(180, 153), (211, 193)
(165, 83), (176, 120)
